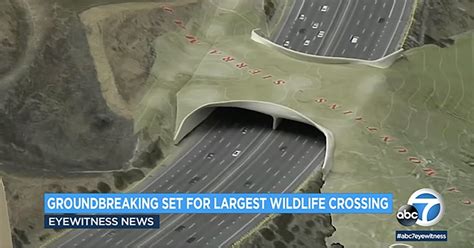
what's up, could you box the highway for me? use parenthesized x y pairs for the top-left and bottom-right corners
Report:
(271, 0), (414, 60)
(46, 108), (326, 247)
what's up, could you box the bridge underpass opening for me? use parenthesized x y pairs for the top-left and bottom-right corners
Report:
(178, 107), (327, 193)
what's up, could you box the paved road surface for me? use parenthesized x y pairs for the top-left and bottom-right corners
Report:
(271, 0), (414, 60)
(46, 109), (326, 248)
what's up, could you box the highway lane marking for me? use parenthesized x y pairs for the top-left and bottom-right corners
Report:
(218, 220), (225, 226)
(137, 129), (272, 246)
(265, 167), (272, 173)
(313, 0), (344, 55)
(273, 170), (280, 177)
(144, 130), (306, 246)
(320, 0), (352, 55)
(166, 239), (173, 245)
(210, 216), (217, 222)
(59, 121), (226, 246)
(143, 131), (281, 246)
(197, 237), (204, 243)
(273, 0), (301, 42)
(218, 148), (326, 248)
(382, 0), (408, 57)
(330, 0), (363, 56)
(208, 143), (322, 241)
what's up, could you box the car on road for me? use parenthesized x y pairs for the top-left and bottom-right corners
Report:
(350, 35), (359, 44)
(312, 22), (319, 29)
(189, 176), (200, 184)
(186, 237), (196, 243)
(320, 5), (329, 12)
(283, 40), (290, 47)
(303, 39), (311, 46)
(317, 30), (325, 38)
(241, 127), (248, 134)
(378, 17), (385, 23)
(174, 225), (186, 232)
(232, 150), (241, 157)
(244, 180), (253, 188)
(298, 14), (305, 20)
(206, 153), (214, 159)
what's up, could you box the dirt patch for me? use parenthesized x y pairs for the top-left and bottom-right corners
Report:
(0, 3), (136, 176)
(0, 0), (20, 75)
(405, 0), (474, 48)
(79, 0), (200, 118)
(2, 173), (118, 248)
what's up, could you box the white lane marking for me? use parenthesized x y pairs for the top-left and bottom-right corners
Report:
(263, 158), (269, 164)
(383, 0), (408, 56)
(142, 131), (278, 246)
(140, 130), (272, 246)
(320, 0), (352, 55)
(266, 167), (272, 173)
(289, 154), (295, 161)
(218, 220), (225, 226)
(210, 216), (217, 222)
(218, 148), (326, 248)
(273, 170), (280, 177)
(185, 169), (192, 175)
(246, 175), (253, 181)
(189, 222), (196, 229)
(166, 240), (173, 245)
(197, 237), (204, 243)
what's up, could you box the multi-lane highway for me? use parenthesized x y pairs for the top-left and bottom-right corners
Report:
(46, 108), (326, 247)
(271, 0), (414, 60)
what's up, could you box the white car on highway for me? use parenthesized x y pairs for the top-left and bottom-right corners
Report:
(320, 5), (329, 12)
(317, 30), (325, 38)
(312, 22), (319, 29)
(350, 35), (359, 44)
(232, 150), (241, 157)
(304, 39), (311, 46)
(283, 40), (290, 47)
(298, 14), (305, 20)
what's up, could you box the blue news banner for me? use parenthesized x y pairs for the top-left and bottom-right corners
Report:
(44, 193), (392, 229)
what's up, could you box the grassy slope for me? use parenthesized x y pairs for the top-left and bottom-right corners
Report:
(137, 0), (473, 246)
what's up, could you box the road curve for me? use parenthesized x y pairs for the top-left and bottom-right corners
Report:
(271, 0), (414, 60)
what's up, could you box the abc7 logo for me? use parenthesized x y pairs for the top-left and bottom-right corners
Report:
(396, 188), (444, 227)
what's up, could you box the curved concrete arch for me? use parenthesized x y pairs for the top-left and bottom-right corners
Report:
(251, 29), (403, 69)
(174, 100), (335, 178)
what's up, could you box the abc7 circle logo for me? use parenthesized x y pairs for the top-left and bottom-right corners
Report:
(396, 205), (418, 226)
(396, 188), (444, 227)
